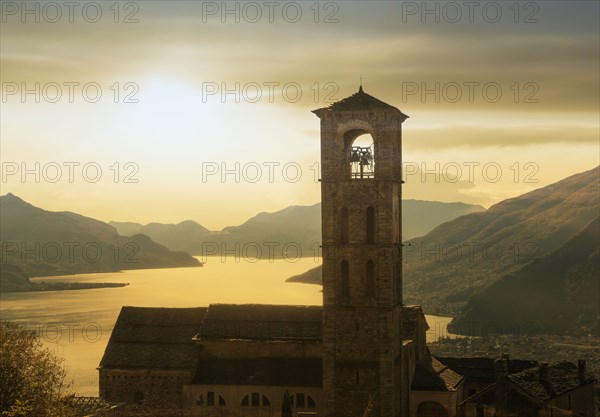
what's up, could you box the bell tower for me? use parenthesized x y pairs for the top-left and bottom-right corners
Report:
(313, 87), (409, 417)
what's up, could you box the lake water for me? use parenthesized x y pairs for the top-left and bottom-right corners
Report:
(0, 257), (454, 396)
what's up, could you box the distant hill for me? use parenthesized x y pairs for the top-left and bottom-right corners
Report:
(403, 166), (599, 315)
(109, 221), (144, 236)
(0, 194), (201, 278)
(111, 220), (211, 252)
(111, 200), (483, 258)
(403, 200), (484, 239)
(0, 263), (31, 292)
(451, 216), (599, 336)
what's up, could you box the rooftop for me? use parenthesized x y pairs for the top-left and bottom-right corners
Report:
(508, 361), (596, 401)
(435, 356), (538, 383)
(313, 86), (408, 119)
(99, 306), (206, 370)
(199, 304), (322, 341)
(412, 356), (464, 391)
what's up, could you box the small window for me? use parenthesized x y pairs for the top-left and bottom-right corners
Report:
(196, 394), (204, 406)
(207, 391), (214, 406)
(297, 393), (305, 408)
(219, 395), (226, 407)
(307, 396), (316, 408)
(251, 392), (260, 407)
(262, 395), (270, 407)
(241, 395), (249, 407)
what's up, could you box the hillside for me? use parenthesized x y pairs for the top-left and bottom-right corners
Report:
(403, 200), (484, 239)
(0, 194), (201, 277)
(403, 166), (599, 314)
(451, 216), (599, 336)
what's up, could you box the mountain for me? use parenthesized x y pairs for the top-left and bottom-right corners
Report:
(403, 166), (599, 314)
(451, 216), (599, 336)
(109, 221), (144, 236)
(187, 204), (323, 259)
(111, 220), (211, 252)
(110, 201), (483, 258)
(403, 200), (484, 239)
(0, 194), (201, 278)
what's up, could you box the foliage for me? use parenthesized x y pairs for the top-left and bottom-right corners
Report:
(0, 321), (76, 417)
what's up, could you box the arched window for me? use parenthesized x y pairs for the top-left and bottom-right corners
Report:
(241, 393), (269, 407)
(340, 207), (349, 244)
(365, 260), (375, 297)
(340, 260), (349, 300)
(292, 393), (316, 409)
(366, 206), (375, 244)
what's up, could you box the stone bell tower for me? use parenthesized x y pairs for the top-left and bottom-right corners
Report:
(313, 86), (409, 417)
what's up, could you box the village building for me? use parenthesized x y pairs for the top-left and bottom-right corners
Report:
(98, 88), (596, 417)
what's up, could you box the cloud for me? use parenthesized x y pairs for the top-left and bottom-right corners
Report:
(405, 124), (600, 150)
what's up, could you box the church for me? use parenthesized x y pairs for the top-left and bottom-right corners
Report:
(98, 88), (596, 417)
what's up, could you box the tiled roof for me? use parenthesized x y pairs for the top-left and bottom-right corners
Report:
(435, 356), (538, 383)
(100, 304), (427, 371)
(99, 306), (206, 369)
(411, 356), (463, 391)
(313, 87), (408, 118)
(199, 304), (322, 341)
(194, 358), (322, 387)
(67, 396), (119, 416)
(508, 362), (596, 401)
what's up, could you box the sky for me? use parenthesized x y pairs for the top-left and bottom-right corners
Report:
(1, 0), (599, 230)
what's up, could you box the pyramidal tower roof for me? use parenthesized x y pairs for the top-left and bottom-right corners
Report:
(313, 86), (408, 119)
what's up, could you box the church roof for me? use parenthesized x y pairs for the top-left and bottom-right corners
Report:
(313, 86), (408, 118)
(508, 362), (596, 401)
(194, 357), (322, 387)
(99, 304), (426, 370)
(199, 304), (322, 341)
(99, 306), (206, 370)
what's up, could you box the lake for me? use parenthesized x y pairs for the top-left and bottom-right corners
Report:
(0, 257), (454, 396)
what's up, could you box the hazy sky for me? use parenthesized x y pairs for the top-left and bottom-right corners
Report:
(1, 0), (598, 230)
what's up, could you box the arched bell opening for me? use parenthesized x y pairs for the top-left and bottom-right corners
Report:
(344, 130), (375, 179)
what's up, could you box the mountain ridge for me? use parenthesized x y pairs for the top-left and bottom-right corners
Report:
(0, 194), (201, 280)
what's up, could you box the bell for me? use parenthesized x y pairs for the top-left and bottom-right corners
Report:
(349, 150), (360, 162)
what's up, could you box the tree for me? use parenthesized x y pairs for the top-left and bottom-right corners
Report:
(0, 321), (76, 417)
